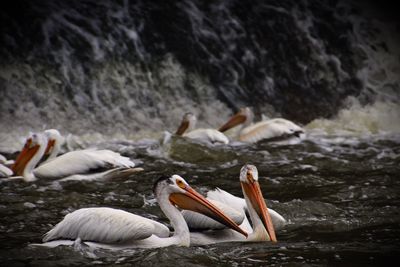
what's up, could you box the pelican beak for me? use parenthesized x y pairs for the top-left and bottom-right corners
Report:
(175, 120), (189, 136)
(218, 112), (247, 132)
(241, 179), (277, 242)
(44, 139), (56, 155)
(170, 187), (248, 237)
(11, 138), (40, 176)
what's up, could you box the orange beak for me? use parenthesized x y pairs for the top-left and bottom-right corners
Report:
(11, 138), (40, 176)
(44, 139), (55, 155)
(175, 120), (189, 136)
(170, 186), (248, 238)
(241, 180), (277, 242)
(218, 113), (247, 132)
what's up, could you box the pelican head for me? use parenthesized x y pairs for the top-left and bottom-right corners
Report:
(239, 164), (277, 242)
(269, 119), (305, 139)
(11, 133), (47, 181)
(219, 107), (253, 132)
(175, 113), (197, 135)
(154, 175), (247, 237)
(44, 129), (65, 158)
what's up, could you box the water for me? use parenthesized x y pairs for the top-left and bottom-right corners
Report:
(0, 130), (399, 266)
(1, 0), (400, 265)
(1, 0), (399, 137)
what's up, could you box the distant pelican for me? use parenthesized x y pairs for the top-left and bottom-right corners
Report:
(219, 107), (304, 143)
(175, 113), (229, 144)
(0, 154), (14, 166)
(0, 164), (13, 178)
(38, 175), (247, 249)
(11, 131), (141, 182)
(0, 154), (13, 177)
(184, 164), (284, 245)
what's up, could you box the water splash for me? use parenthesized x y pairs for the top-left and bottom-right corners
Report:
(0, 0), (399, 148)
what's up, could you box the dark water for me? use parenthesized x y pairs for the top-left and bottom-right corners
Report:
(0, 133), (399, 266)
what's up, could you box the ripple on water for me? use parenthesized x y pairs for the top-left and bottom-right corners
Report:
(0, 133), (399, 266)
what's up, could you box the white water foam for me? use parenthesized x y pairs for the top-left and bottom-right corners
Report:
(306, 98), (400, 136)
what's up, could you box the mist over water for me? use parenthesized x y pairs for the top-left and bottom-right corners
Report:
(0, 0), (398, 141)
(0, 0), (399, 266)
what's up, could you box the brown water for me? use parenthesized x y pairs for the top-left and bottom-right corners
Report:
(0, 133), (399, 266)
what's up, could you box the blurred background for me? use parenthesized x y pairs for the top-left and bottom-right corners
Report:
(0, 0), (399, 148)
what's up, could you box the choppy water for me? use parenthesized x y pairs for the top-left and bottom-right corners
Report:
(0, 129), (399, 266)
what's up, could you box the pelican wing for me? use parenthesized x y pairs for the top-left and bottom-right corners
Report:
(240, 119), (303, 143)
(185, 129), (229, 144)
(43, 207), (170, 243)
(182, 199), (244, 230)
(0, 164), (13, 178)
(34, 149), (135, 179)
(208, 188), (287, 230)
(0, 154), (14, 166)
(207, 188), (247, 209)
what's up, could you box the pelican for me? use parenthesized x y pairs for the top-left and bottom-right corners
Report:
(183, 164), (284, 245)
(219, 107), (304, 143)
(0, 154), (13, 177)
(38, 175), (247, 249)
(11, 131), (141, 182)
(0, 154), (14, 166)
(0, 164), (13, 178)
(175, 113), (229, 144)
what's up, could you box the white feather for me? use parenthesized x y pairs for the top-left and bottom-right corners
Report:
(43, 207), (170, 243)
(209, 188), (286, 229)
(0, 164), (13, 177)
(184, 129), (229, 144)
(34, 150), (135, 179)
(185, 188), (286, 231)
(56, 167), (144, 182)
(182, 199), (244, 230)
(0, 154), (14, 166)
(240, 118), (304, 143)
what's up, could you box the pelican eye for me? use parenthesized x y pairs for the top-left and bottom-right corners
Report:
(176, 179), (186, 189)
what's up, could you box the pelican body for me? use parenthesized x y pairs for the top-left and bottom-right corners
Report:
(184, 164), (283, 245)
(39, 175), (247, 249)
(219, 107), (304, 143)
(0, 164), (13, 178)
(0, 154), (13, 177)
(11, 130), (141, 182)
(176, 113), (229, 144)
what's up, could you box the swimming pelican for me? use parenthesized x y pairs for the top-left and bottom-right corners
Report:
(175, 113), (229, 144)
(184, 164), (283, 245)
(0, 154), (14, 166)
(219, 107), (304, 143)
(38, 175), (247, 249)
(0, 164), (13, 178)
(11, 131), (141, 182)
(0, 154), (13, 177)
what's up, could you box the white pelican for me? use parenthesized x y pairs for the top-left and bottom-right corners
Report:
(0, 154), (13, 177)
(0, 154), (14, 166)
(183, 164), (284, 245)
(219, 107), (304, 143)
(0, 164), (13, 178)
(38, 175), (248, 249)
(11, 131), (142, 182)
(175, 113), (229, 144)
